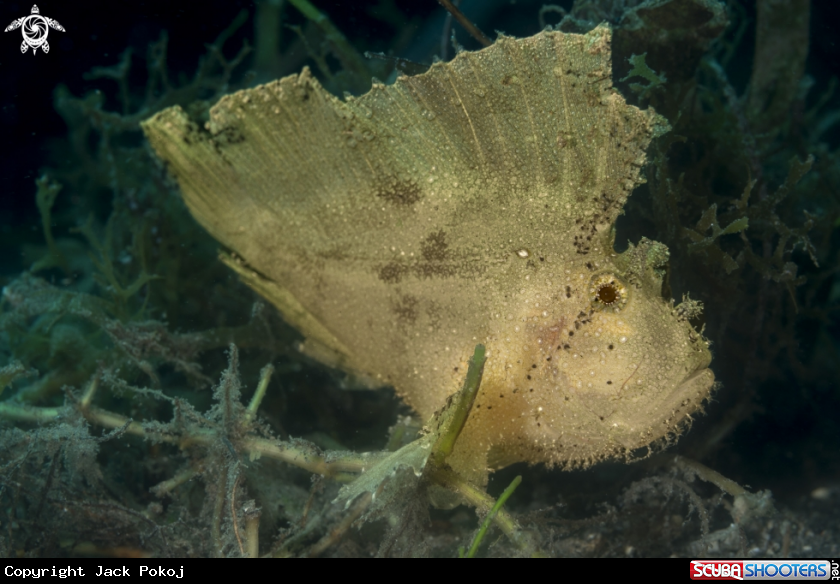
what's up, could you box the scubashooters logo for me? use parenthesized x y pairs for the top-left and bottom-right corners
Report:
(691, 560), (833, 580)
(4, 5), (65, 54)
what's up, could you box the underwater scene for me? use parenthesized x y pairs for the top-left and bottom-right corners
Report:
(0, 0), (839, 558)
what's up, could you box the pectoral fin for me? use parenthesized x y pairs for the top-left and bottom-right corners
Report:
(219, 251), (352, 358)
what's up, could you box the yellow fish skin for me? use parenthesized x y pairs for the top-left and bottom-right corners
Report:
(142, 25), (714, 486)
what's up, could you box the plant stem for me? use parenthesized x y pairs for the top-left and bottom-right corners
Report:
(427, 466), (535, 554)
(212, 466), (228, 557)
(463, 475), (522, 558)
(0, 401), (382, 481)
(285, 0), (370, 83)
(245, 363), (274, 425)
(436, 0), (492, 47)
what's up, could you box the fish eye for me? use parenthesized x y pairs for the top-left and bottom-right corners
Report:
(597, 283), (618, 304)
(590, 273), (628, 312)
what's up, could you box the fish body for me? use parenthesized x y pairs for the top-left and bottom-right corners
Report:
(142, 26), (714, 484)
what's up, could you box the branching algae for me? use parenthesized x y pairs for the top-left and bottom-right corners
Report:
(142, 26), (714, 489)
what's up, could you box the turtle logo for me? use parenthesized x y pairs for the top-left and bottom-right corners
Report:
(4, 5), (65, 55)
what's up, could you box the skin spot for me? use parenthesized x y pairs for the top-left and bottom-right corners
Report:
(393, 294), (419, 325)
(374, 176), (422, 206)
(421, 230), (449, 262)
(378, 262), (407, 284)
